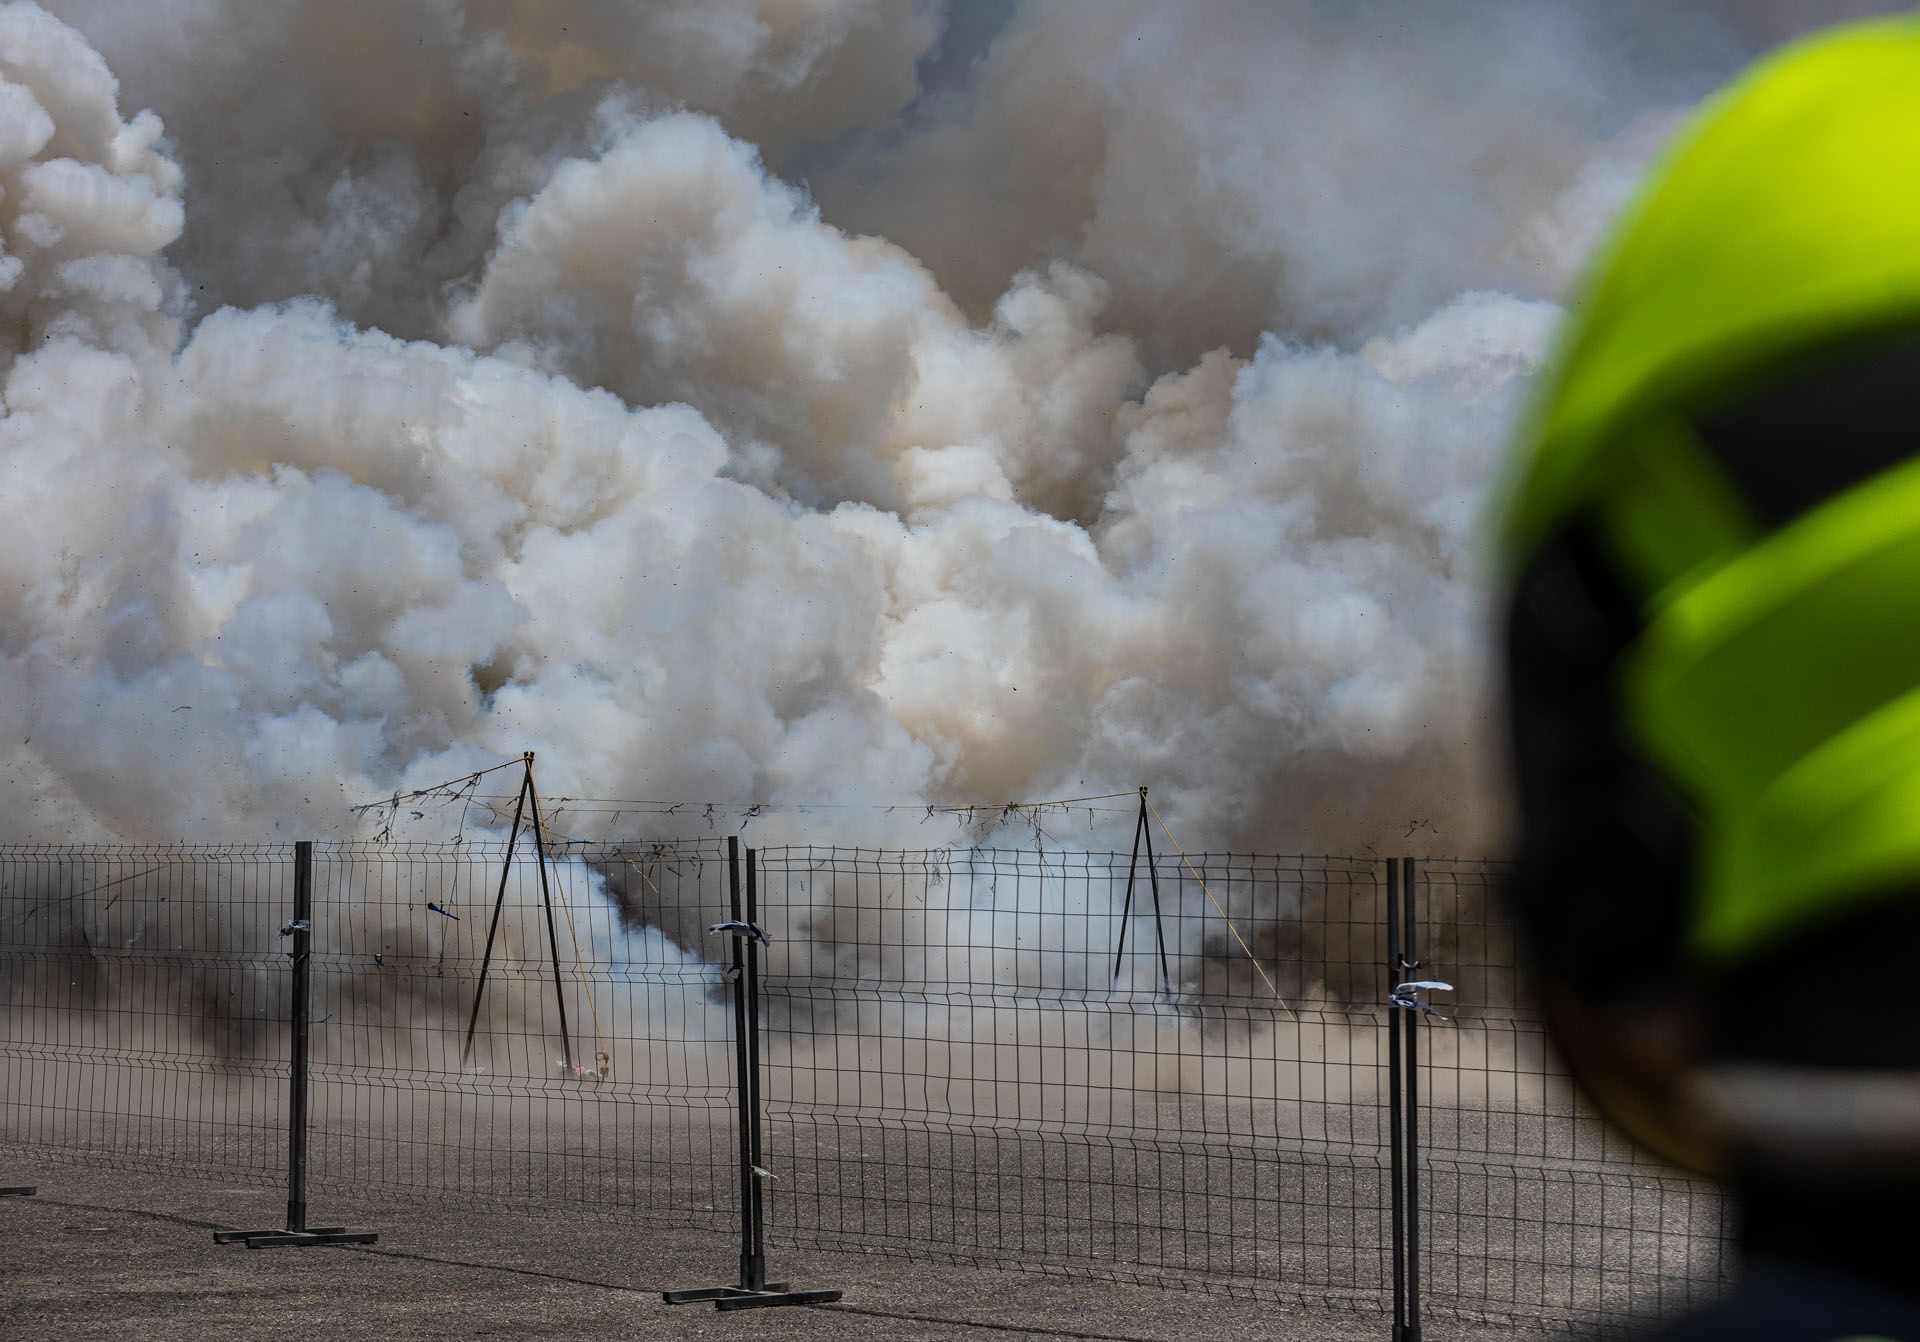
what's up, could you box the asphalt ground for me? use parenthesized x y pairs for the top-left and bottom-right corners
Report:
(0, 1155), (1567, 1342)
(0, 1072), (1728, 1327)
(0, 1032), (1729, 1339)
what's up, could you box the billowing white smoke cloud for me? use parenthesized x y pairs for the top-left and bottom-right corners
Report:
(0, 1), (1898, 853)
(34, 0), (944, 340)
(447, 113), (1142, 519)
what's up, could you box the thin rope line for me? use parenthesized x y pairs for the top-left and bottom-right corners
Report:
(0, 862), (172, 923)
(464, 792), (1141, 813)
(1001, 789), (1141, 807)
(548, 853), (604, 1071)
(348, 758), (528, 821)
(1142, 794), (1297, 1022)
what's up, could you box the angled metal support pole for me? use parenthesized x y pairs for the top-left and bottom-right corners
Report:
(1111, 787), (1170, 994)
(523, 761), (575, 1073)
(1139, 795), (1172, 996)
(1111, 789), (1149, 983)
(462, 761), (530, 1065)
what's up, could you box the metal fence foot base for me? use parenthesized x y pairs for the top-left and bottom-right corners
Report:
(716, 1289), (841, 1311)
(213, 1227), (378, 1248)
(663, 1283), (789, 1302)
(0, 1186), (34, 1196)
(663, 1286), (733, 1303)
(664, 1285), (838, 1310)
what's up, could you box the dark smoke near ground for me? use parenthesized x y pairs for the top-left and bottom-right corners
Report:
(0, 1), (1900, 854)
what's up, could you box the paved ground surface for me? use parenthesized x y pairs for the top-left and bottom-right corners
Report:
(0, 1157), (1558, 1341)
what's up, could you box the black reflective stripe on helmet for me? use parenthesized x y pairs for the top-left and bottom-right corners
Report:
(1691, 322), (1920, 530)
(1503, 517), (1696, 999)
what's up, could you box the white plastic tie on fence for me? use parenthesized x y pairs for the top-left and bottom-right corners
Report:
(707, 919), (771, 944)
(1390, 980), (1453, 1019)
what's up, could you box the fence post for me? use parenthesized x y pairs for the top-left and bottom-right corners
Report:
(287, 840), (311, 1234)
(1402, 857), (1423, 1342)
(212, 841), (377, 1249)
(1384, 856), (1446, 1337)
(732, 836), (756, 1286)
(1386, 857), (1408, 1340)
(664, 840), (841, 1311)
(744, 847), (771, 1292)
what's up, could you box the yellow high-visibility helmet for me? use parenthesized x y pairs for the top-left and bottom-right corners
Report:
(1500, 16), (1920, 1175)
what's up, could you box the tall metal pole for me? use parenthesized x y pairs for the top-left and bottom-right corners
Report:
(1386, 857), (1407, 1341)
(744, 847), (768, 1293)
(212, 840), (376, 1247)
(286, 840), (312, 1235)
(524, 760), (574, 1073)
(727, 836), (755, 1290)
(662, 837), (838, 1310)
(1403, 857), (1423, 1342)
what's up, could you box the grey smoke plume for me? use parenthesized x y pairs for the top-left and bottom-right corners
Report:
(0, 1), (1900, 852)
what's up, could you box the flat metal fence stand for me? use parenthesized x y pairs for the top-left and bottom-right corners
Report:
(0, 1185), (32, 1196)
(214, 841), (377, 1250)
(664, 839), (841, 1312)
(1109, 787), (1172, 996)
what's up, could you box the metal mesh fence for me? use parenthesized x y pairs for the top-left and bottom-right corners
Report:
(752, 846), (1393, 1305)
(1414, 858), (1732, 1329)
(0, 846), (291, 1181)
(0, 840), (1739, 1330)
(306, 840), (737, 1226)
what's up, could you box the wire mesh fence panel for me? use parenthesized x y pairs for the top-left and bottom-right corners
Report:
(1414, 858), (1733, 1331)
(0, 837), (1747, 1331)
(0, 846), (290, 1182)
(752, 846), (1394, 1306)
(306, 840), (738, 1229)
